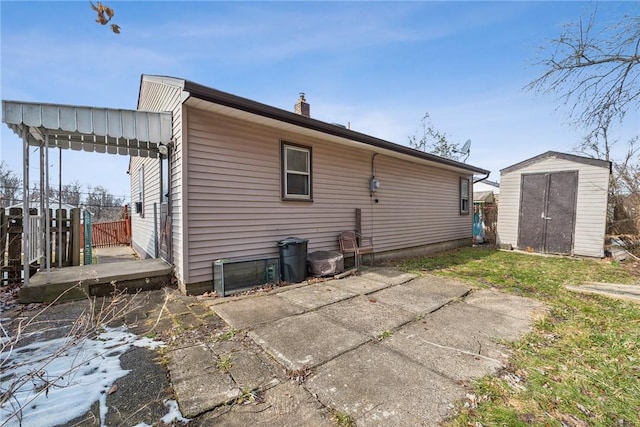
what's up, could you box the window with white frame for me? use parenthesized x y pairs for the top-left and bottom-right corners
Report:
(282, 142), (312, 201)
(460, 177), (470, 214)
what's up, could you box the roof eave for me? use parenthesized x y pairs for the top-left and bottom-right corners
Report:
(182, 80), (489, 175)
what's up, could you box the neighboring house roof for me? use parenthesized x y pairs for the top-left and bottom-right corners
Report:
(473, 190), (495, 204)
(139, 74), (490, 176)
(500, 151), (611, 174)
(474, 180), (500, 195)
(476, 179), (499, 188)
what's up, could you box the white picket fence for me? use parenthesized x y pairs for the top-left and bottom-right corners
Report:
(28, 214), (44, 264)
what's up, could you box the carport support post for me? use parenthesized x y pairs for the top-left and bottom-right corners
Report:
(154, 202), (159, 258)
(44, 133), (51, 281)
(22, 126), (30, 287)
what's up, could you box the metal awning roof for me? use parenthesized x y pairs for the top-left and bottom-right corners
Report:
(2, 100), (172, 158)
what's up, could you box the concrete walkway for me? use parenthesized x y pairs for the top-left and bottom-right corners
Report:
(167, 268), (544, 426)
(94, 245), (139, 263)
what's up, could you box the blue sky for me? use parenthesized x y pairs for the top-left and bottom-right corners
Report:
(2, 1), (638, 204)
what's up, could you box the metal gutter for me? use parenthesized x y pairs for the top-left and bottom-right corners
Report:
(181, 79), (489, 175)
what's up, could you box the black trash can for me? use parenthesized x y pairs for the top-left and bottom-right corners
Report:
(278, 237), (309, 283)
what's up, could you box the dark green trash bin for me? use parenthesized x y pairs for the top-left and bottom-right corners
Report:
(278, 237), (308, 283)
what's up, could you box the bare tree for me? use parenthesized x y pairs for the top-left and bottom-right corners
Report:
(527, 7), (639, 158)
(86, 185), (124, 222)
(529, 6), (640, 254)
(408, 113), (461, 160)
(0, 162), (21, 208)
(49, 181), (83, 207)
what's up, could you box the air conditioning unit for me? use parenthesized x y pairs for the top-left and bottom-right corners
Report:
(213, 256), (280, 296)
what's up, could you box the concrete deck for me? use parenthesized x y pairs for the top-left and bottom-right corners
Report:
(20, 246), (172, 303)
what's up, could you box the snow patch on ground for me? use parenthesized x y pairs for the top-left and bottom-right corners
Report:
(1, 326), (166, 427)
(129, 400), (190, 427)
(161, 399), (191, 424)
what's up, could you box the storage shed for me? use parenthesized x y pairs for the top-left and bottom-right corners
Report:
(497, 151), (611, 257)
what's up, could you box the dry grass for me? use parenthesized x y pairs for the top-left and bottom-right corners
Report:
(399, 247), (640, 427)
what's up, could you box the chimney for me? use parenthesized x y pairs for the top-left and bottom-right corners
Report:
(294, 92), (310, 118)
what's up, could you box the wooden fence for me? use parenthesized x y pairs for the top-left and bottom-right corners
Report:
(1, 207), (82, 284)
(91, 217), (132, 247)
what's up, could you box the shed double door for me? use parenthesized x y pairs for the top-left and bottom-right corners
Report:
(517, 171), (578, 255)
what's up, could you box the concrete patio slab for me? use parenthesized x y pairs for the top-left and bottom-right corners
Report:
(168, 344), (240, 418)
(306, 342), (465, 426)
(566, 282), (640, 303)
(249, 311), (369, 370)
(277, 282), (357, 310)
(317, 295), (416, 338)
(371, 281), (470, 315)
(194, 381), (334, 427)
(227, 349), (282, 390)
(404, 274), (473, 298)
(465, 288), (546, 320)
(384, 322), (505, 382)
(333, 275), (394, 295)
(211, 295), (306, 330)
(358, 268), (417, 285)
(398, 299), (532, 360)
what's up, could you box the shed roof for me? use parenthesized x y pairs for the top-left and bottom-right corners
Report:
(141, 74), (490, 176)
(2, 100), (172, 158)
(500, 151), (611, 175)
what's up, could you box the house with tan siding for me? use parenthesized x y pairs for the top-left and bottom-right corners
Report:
(131, 75), (490, 295)
(497, 151), (611, 258)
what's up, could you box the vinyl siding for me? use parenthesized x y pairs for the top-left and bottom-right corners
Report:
(497, 157), (609, 257)
(185, 108), (473, 284)
(134, 78), (185, 283)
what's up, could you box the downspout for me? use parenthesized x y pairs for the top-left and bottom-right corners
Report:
(473, 171), (491, 184)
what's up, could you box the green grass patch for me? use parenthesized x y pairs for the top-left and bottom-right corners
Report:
(398, 248), (640, 427)
(215, 327), (240, 342)
(331, 409), (356, 427)
(377, 330), (393, 341)
(217, 354), (232, 372)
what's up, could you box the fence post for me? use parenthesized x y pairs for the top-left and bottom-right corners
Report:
(84, 210), (92, 265)
(8, 208), (22, 283)
(125, 205), (132, 244)
(71, 208), (81, 266)
(355, 208), (362, 245)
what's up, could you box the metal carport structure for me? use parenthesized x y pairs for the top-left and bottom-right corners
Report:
(2, 100), (172, 286)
